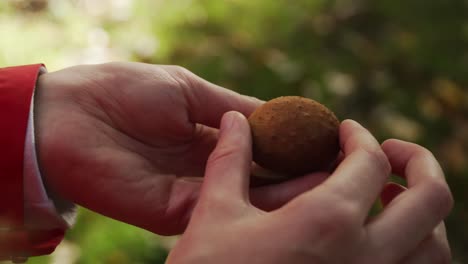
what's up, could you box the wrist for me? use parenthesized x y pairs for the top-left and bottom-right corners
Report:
(33, 72), (55, 194)
(24, 68), (75, 229)
(33, 72), (77, 222)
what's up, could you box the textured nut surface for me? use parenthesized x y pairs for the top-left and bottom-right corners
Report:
(248, 96), (340, 176)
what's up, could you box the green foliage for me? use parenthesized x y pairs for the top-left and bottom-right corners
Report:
(67, 208), (168, 264)
(1, 0), (467, 262)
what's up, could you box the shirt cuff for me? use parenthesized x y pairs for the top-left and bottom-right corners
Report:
(23, 67), (77, 230)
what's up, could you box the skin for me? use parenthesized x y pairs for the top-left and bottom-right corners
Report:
(34, 62), (326, 235)
(166, 113), (453, 264)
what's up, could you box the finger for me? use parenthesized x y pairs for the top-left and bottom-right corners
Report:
(301, 120), (391, 221)
(168, 168), (329, 232)
(366, 139), (453, 262)
(200, 111), (252, 203)
(165, 65), (263, 128)
(250, 172), (329, 211)
(400, 223), (451, 264)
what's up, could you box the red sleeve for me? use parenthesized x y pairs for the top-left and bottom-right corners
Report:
(0, 65), (64, 261)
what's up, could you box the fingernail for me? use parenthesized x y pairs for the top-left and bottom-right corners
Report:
(220, 111), (237, 133)
(342, 119), (361, 128)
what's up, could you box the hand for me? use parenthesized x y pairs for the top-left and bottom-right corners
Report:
(166, 114), (453, 264)
(34, 62), (322, 234)
(378, 140), (452, 263)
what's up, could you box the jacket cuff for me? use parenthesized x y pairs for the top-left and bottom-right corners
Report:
(0, 64), (69, 262)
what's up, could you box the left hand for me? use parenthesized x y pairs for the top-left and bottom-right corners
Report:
(34, 62), (325, 234)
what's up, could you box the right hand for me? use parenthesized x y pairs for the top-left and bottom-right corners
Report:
(166, 114), (453, 264)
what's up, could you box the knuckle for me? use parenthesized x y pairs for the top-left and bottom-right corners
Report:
(169, 65), (196, 83)
(333, 200), (360, 225)
(413, 146), (445, 174)
(427, 180), (454, 219)
(208, 144), (241, 166)
(362, 148), (391, 175)
(311, 199), (359, 239)
(165, 65), (200, 92)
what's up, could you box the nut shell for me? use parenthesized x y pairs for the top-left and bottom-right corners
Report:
(248, 96), (340, 176)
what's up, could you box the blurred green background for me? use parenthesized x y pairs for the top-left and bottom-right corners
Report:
(1, 0), (467, 263)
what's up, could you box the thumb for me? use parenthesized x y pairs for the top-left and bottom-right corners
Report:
(200, 111), (252, 204)
(162, 65), (263, 128)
